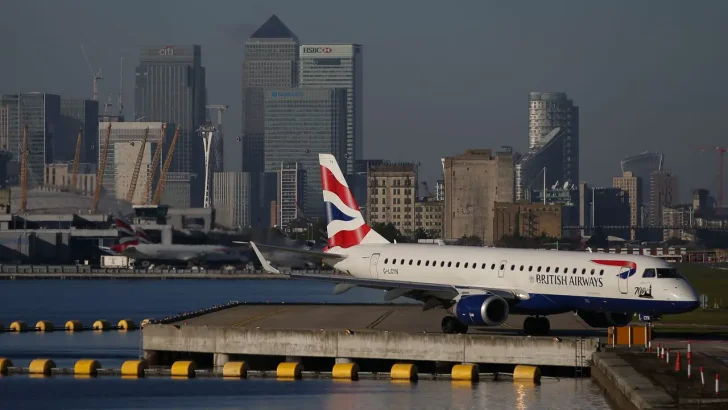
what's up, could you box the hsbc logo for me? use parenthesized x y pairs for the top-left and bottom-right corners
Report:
(303, 46), (333, 54)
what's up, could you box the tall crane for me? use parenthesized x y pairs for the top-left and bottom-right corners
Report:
(20, 124), (28, 212)
(145, 124), (167, 204)
(70, 128), (83, 190)
(125, 127), (150, 203)
(152, 126), (180, 205)
(92, 123), (113, 213)
(80, 45), (102, 102)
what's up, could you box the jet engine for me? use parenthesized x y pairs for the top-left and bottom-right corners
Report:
(454, 294), (509, 326)
(577, 311), (633, 328)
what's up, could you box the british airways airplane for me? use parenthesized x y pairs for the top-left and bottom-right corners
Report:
(251, 154), (700, 336)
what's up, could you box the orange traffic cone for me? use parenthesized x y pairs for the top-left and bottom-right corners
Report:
(674, 351), (681, 372)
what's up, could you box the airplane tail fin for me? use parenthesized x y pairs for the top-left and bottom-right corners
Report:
(319, 153), (389, 249)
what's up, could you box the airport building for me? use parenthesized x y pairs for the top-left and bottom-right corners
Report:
(98, 122), (171, 203)
(443, 149), (514, 245)
(367, 162), (419, 234)
(213, 172), (251, 229)
(263, 88), (347, 219)
(493, 202), (563, 243)
(612, 171), (642, 240)
(414, 198), (443, 238)
(299, 43), (363, 174)
(60, 98), (99, 164)
(1, 93), (61, 186)
(134, 44), (207, 208)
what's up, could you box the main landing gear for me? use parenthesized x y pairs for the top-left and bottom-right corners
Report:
(441, 316), (469, 334)
(523, 316), (550, 336)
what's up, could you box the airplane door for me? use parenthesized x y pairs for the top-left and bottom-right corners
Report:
(498, 260), (507, 279)
(618, 267), (629, 294)
(370, 253), (380, 278)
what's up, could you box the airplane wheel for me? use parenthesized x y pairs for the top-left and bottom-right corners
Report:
(456, 321), (469, 334)
(441, 316), (459, 334)
(537, 317), (551, 335)
(523, 317), (537, 336)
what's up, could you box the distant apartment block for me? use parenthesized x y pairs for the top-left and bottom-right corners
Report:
(443, 149), (514, 245)
(493, 202), (563, 243)
(0, 105), (8, 151)
(528, 92), (579, 185)
(278, 162), (305, 228)
(414, 199), (443, 238)
(612, 171), (641, 240)
(650, 171), (679, 227)
(44, 163), (97, 194)
(621, 151), (663, 224)
(367, 162), (418, 234)
(213, 172), (251, 229)
(662, 206), (693, 241)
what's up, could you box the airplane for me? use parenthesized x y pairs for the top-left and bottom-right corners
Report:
(104, 218), (252, 268)
(249, 153), (701, 336)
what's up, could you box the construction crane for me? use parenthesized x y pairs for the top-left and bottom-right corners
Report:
(125, 127), (149, 203)
(80, 45), (102, 102)
(145, 124), (167, 204)
(70, 128), (83, 190)
(152, 126), (180, 205)
(695, 145), (728, 212)
(20, 124), (28, 212)
(92, 123), (113, 213)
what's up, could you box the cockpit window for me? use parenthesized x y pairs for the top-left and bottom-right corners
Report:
(642, 269), (656, 278)
(656, 268), (682, 279)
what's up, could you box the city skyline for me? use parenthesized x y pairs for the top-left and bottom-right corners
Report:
(1, 1), (726, 199)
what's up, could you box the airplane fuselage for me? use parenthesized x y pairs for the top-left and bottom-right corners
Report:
(326, 244), (700, 316)
(121, 244), (248, 264)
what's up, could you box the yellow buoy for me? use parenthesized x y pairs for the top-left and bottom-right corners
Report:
(65, 320), (83, 331)
(29, 359), (56, 375)
(92, 320), (111, 331)
(170, 361), (196, 378)
(390, 363), (418, 381)
(35, 320), (54, 332)
(222, 361), (249, 378)
(121, 360), (148, 378)
(332, 363), (359, 380)
(74, 359), (101, 376)
(276, 362), (302, 379)
(451, 363), (479, 382)
(117, 319), (136, 331)
(10, 321), (27, 332)
(513, 365), (541, 383)
(0, 358), (12, 375)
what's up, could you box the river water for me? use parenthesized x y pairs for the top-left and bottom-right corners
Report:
(0, 280), (612, 410)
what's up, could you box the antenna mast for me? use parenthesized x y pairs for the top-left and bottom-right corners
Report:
(118, 57), (124, 117)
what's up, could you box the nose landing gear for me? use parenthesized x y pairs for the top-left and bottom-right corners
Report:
(441, 316), (469, 334)
(523, 316), (550, 336)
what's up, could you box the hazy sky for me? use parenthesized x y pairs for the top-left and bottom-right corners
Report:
(2, 0), (727, 201)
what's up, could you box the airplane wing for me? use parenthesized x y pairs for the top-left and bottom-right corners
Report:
(250, 242), (347, 263)
(250, 243), (529, 301)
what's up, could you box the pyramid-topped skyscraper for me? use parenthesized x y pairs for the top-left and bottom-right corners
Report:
(241, 15), (299, 226)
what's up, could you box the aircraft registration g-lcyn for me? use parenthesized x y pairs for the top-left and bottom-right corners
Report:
(250, 154), (701, 336)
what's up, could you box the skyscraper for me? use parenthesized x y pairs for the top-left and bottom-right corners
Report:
(1, 93), (61, 186)
(299, 44), (363, 174)
(278, 162), (305, 228)
(263, 88), (347, 219)
(213, 171), (251, 229)
(515, 127), (570, 201)
(134, 45), (207, 207)
(650, 171), (679, 227)
(0, 106), (8, 151)
(241, 15), (299, 175)
(60, 98), (99, 164)
(621, 151), (663, 225)
(612, 171), (641, 240)
(528, 92), (579, 186)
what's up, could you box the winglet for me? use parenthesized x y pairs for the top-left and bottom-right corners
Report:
(250, 242), (282, 275)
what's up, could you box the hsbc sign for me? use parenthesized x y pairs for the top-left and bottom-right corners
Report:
(302, 47), (332, 54)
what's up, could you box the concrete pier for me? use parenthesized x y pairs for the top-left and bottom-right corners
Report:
(142, 303), (600, 370)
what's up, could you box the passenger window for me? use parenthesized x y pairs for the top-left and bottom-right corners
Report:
(409, 260), (413, 265)
(510, 265), (515, 270)
(441, 261), (445, 267)
(581, 269), (586, 274)
(473, 263), (476, 269)
(464, 263), (469, 268)
(537, 266), (542, 272)
(642, 269), (656, 278)
(564, 267), (567, 273)
(481, 263), (486, 269)
(528, 266), (533, 272)
(546, 267), (550, 273)
(491, 264), (496, 270)
(417, 260), (421, 266)
(447, 262), (452, 267)
(384, 258), (388, 264)
(500, 264), (505, 270)
(425, 261), (429, 266)
(456, 262), (460, 268)
(555, 267), (559, 273)
(572, 268), (577, 274)
(520, 266), (524, 271)
(600, 269), (604, 276)
(590, 269), (595, 275)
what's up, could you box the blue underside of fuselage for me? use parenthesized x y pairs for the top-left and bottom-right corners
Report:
(510, 293), (699, 316)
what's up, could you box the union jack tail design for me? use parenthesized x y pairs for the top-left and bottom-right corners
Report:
(115, 217), (151, 244)
(591, 260), (638, 279)
(319, 153), (388, 249)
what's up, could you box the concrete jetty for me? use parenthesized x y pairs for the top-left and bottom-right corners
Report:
(142, 303), (599, 371)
